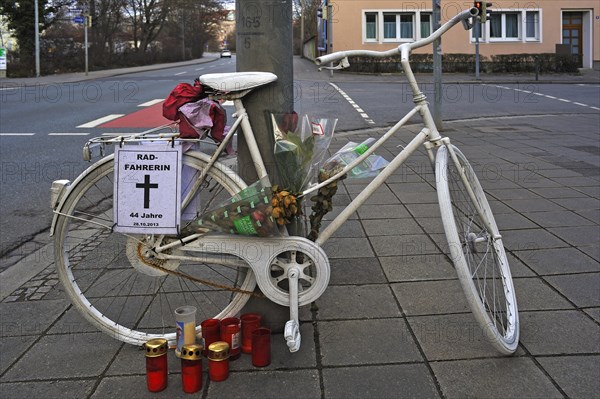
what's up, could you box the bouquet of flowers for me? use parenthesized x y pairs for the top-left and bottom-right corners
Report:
(271, 114), (336, 232)
(272, 113), (336, 194)
(185, 181), (280, 237)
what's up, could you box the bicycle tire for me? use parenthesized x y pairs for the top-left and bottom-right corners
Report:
(53, 151), (255, 346)
(436, 144), (519, 354)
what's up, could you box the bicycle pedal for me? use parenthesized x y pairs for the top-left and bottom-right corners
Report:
(284, 319), (301, 353)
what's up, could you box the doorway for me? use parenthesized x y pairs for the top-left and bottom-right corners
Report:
(562, 12), (583, 67)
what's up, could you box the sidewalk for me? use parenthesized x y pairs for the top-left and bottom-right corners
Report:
(0, 54), (220, 86)
(295, 56), (600, 84)
(1, 110), (599, 398)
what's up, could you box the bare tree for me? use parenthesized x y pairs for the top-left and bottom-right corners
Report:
(88, 0), (127, 64)
(127, 0), (173, 52)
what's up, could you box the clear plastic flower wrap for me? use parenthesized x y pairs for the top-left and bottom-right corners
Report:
(272, 114), (336, 194)
(186, 181), (281, 237)
(325, 138), (389, 179)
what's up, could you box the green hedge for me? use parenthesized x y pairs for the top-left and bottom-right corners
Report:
(346, 53), (579, 74)
(489, 53), (579, 73)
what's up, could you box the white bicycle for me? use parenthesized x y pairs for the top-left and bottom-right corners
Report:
(51, 7), (518, 354)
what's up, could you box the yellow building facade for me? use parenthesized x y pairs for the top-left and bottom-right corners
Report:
(327, 1), (599, 68)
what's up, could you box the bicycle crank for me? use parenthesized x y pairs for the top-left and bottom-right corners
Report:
(182, 234), (330, 352)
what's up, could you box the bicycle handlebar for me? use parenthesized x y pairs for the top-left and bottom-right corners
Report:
(315, 8), (479, 66)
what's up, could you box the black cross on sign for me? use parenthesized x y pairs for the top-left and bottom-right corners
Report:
(136, 175), (158, 208)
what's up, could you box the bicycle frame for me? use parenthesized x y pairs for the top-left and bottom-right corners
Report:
(50, 5), (520, 354)
(172, 8), (483, 250)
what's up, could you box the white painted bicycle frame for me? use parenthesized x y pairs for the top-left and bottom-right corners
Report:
(53, 7), (487, 352)
(164, 7), (486, 352)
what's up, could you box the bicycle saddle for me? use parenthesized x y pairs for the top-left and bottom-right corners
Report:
(199, 72), (277, 93)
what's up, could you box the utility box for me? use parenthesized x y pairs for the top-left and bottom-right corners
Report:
(555, 44), (571, 55)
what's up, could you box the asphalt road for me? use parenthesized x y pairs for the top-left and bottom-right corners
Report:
(1, 56), (599, 259)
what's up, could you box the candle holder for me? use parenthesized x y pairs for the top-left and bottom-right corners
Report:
(207, 341), (230, 382)
(251, 327), (271, 367)
(174, 305), (197, 357)
(241, 313), (262, 354)
(180, 343), (203, 394)
(220, 317), (241, 360)
(144, 338), (168, 392)
(199, 318), (220, 356)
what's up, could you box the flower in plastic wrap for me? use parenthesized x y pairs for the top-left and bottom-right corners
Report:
(190, 182), (280, 237)
(272, 114), (336, 194)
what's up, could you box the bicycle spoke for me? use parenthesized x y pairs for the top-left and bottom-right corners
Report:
(437, 145), (518, 353)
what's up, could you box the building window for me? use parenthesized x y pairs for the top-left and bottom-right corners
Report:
(364, 11), (431, 43)
(383, 13), (397, 39)
(490, 13), (520, 40)
(474, 9), (540, 43)
(400, 14), (414, 38)
(420, 13), (432, 38)
(365, 13), (377, 40)
(525, 11), (539, 40)
(383, 13), (414, 41)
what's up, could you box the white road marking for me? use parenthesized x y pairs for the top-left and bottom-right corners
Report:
(174, 71), (187, 76)
(0, 133), (35, 136)
(48, 133), (90, 136)
(138, 99), (164, 107)
(487, 84), (597, 111)
(195, 67), (205, 71)
(77, 114), (125, 128)
(328, 82), (375, 125)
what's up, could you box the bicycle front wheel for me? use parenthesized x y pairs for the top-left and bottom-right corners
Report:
(436, 144), (519, 354)
(53, 152), (255, 346)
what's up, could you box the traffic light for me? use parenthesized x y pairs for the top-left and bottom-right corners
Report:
(474, 2), (491, 23)
(317, 7), (327, 20)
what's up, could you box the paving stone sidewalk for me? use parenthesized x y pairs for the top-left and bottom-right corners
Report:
(1, 111), (598, 398)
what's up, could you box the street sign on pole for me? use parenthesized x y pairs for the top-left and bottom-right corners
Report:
(0, 48), (7, 78)
(73, 16), (85, 24)
(34, 0), (40, 77)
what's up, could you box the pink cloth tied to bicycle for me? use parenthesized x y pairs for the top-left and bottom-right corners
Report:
(179, 98), (235, 156)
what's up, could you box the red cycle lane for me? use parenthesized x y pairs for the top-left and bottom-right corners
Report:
(100, 102), (171, 128)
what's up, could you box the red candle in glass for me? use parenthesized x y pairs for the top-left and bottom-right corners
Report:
(207, 341), (230, 382)
(200, 318), (221, 356)
(180, 343), (203, 394)
(220, 317), (241, 360)
(144, 338), (168, 392)
(241, 313), (262, 354)
(251, 327), (271, 367)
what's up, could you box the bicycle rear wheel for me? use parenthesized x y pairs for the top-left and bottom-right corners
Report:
(53, 152), (255, 346)
(436, 144), (519, 354)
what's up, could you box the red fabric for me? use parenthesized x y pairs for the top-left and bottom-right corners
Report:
(163, 82), (206, 138)
(209, 102), (226, 142)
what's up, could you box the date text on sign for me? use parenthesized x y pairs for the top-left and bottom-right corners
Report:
(114, 145), (182, 234)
